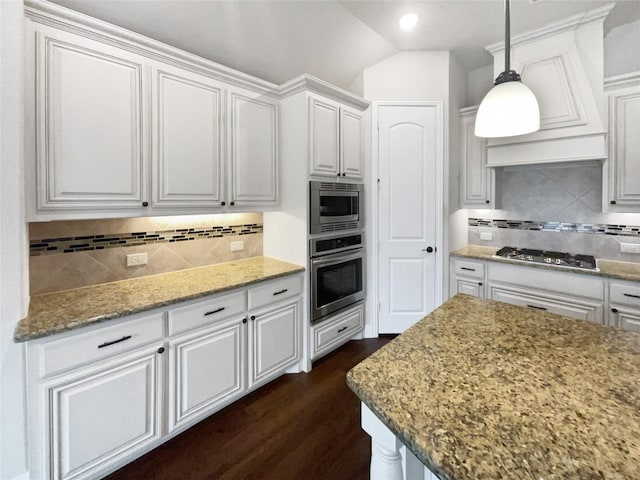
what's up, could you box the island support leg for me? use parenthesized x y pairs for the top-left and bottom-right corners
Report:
(361, 403), (404, 480)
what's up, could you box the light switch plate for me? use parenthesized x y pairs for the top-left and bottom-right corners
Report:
(620, 243), (640, 254)
(126, 252), (148, 266)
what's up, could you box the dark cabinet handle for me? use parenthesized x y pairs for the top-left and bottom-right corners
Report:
(157, 347), (165, 354)
(485, 200), (490, 204)
(242, 318), (247, 324)
(337, 326), (348, 333)
(273, 289), (288, 296)
(142, 201), (149, 207)
(98, 335), (132, 349)
(230, 201), (235, 206)
(610, 200), (617, 205)
(526, 304), (547, 311)
(623, 293), (640, 299)
(221, 201), (226, 206)
(337, 173), (341, 177)
(478, 282), (483, 286)
(204, 307), (225, 316)
(342, 173), (346, 176)
(460, 267), (476, 271)
(611, 308), (619, 313)
(251, 315), (256, 321)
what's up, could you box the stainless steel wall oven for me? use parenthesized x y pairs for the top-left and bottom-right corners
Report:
(310, 232), (365, 323)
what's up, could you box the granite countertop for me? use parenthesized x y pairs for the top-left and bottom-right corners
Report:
(347, 294), (640, 480)
(15, 256), (304, 342)
(451, 244), (640, 282)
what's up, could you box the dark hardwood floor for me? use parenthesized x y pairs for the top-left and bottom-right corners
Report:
(104, 337), (393, 480)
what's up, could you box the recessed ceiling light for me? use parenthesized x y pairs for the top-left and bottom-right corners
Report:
(399, 13), (418, 31)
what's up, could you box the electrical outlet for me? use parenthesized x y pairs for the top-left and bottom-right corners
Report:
(620, 243), (640, 254)
(230, 241), (244, 252)
(480, 232), (493, 241)
(126, 252), (148, 266)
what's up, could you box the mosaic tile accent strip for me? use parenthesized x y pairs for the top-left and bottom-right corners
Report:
(469, 218), (640, 236)
(29, 224), (263, 256)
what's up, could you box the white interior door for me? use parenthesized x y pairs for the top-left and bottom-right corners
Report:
(377, 103), (442, 333)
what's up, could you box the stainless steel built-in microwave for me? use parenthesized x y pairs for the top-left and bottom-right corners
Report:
(309, 181), (364, 234)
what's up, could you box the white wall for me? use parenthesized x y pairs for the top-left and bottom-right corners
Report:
(605, 19), (640, 77)
(466, 64), (493, 107)
(0, 0), (29, 479)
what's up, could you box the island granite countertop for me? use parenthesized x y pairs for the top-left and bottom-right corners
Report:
(15, 256), (304, 342)
(452, 244), (640, 282)
(347, 294), (640, 480)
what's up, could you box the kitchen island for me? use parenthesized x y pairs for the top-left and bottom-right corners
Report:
(347, 294), (640, 480)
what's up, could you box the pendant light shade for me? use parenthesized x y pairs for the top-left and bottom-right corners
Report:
(475, 0), (540, 138)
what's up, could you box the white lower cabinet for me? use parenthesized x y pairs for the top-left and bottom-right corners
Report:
(168, 316), (246, 433)
(311, 302), (364, 361)
(248, 300), (300, 388)
(450, 259), (485, 298)
(27, 273), (303, 479)
(608, 280), (640, 332)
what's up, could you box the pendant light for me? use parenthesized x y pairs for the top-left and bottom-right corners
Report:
(475, 0), (540, 138)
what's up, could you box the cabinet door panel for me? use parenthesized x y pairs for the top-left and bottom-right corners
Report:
(37, 29), (145, 209)
(460, 108), (492, 207)
(340, 107), (364, 178)
(249, 302), (299, 388)
(454, 278), (484, 298)
(49, 348), (161, 480)
(229, 92), (278, 205)
(154, 68), (224, 207)
(609, 89), (640, 206)
(309, 97), (340, 176)
(169, 318), (245, 431)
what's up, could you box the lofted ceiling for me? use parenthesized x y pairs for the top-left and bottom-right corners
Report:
(49, 0), (640, 92)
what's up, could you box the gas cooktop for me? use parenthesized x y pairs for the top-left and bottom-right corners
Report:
(493, 246), (599, 272)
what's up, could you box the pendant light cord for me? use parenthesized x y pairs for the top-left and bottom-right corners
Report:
(504, 0), (510, 73)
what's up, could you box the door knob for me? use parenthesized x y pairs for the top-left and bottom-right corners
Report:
(421, 246), (434, 253)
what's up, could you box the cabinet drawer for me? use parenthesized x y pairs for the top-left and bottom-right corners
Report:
(453, 259), (484, 279)
(313, 304), (364, 358)
(248, 275), (303, 310)
(39, 312), (164, 378)
(609, 282), (640, 308)
(168, 291), (246, 336)
(489, 286), (603, 323)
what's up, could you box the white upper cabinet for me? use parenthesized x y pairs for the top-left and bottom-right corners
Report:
(31, 25), (148, 212)
(340, 106), (365, 179)
(309, 96), (340, 177)
(152, 66), (225, 208)
(459, 107), (494, 208)
(26, 12), (280, 220)
(604, 74), (640, 210)
(309, 95), (363, 179)
(229, 90), (278, 207)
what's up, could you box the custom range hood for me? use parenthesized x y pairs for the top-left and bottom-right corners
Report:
(483, 3), (614, 167)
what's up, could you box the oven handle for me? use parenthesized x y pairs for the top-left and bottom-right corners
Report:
(311, 249), (364, 266)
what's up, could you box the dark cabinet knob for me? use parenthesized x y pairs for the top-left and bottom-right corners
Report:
(610, 200), (617, 205)
(478, 282), (483, 286)
(485, 200), (490, 204)
(230, 201), (235, 206)
(250, 315), (256, 321)
(142, 201), (149, 207)
(611, 308), (619, 313)
(157, 347), (165, 354)
(342, 173), (346, 176)
(221, 201), (226, 206)
(242, 318), (247, 324)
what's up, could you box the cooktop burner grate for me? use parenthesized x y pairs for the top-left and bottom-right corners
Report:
(493, 246), (598, 271)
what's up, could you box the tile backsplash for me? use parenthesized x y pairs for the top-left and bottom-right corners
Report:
(30, 213), (263, 295)
(468, 163), (640, 262)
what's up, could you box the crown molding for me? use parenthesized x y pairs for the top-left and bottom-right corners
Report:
(459, 105), (479, 115)
(278, 74), (370, 111)
(24, 0), (280, 96)
(486, 2), (615, 54)
(604, 71), (640, 91)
